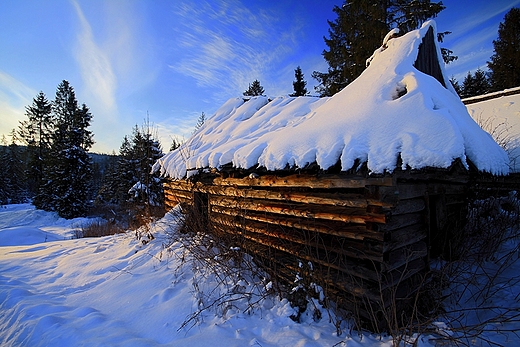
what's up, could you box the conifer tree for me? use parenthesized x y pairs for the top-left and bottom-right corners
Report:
(18, 91), (52, 198)
(4, 130), (27, 203)
(312, 0), (445, 96)
(193, 112), (206, 133)
(243, 80), (265, 97)
(40, 80), (94, 218)
(488, 7), (520, 91)
(449, 76), (462, 96)
(128, 122), (164, 207)
(290, 66), (308, 97)
(169, 138), (181, 152)
(461, 68), (491, 98)
(0, 136), (9, 205)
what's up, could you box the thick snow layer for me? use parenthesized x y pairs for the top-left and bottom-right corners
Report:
(155, 21), (509, 179)
(465, 91), (520, 172)
(1, 204), (519, 346)
(0, 204), (391, 346)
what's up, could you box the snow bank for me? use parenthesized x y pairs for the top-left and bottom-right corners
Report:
(155, 21), (509, 179)
(465, 91), (520, 172)
(1, 205), (389, 346)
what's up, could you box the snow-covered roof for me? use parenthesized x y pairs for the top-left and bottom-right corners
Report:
(155, 21), (509, 179)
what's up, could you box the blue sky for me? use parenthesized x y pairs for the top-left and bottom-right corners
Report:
(1, 0), (519, 153)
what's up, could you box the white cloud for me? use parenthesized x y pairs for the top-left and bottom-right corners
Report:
(71, 0), (117, 117)
(0, 71), (37, 138)
(169, 0), (301, 98)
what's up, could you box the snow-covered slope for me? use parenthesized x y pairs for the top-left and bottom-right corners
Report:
(155, 20), (509, 179)
(465, 89), (520, 172)
(0, 204), (386, 346)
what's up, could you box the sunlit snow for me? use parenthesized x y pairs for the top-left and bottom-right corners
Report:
(155, 21), (509, 179)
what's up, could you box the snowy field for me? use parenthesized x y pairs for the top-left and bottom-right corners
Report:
(1, 203), (519, 346)
(0, 204), (394, 347)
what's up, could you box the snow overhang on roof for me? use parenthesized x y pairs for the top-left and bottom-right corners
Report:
(155, 20), (510, 179)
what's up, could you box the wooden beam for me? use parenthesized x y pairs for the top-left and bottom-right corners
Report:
(213, 174), (394, 189)
(209, 195), (387, 224)
(210, 205), (385, 241)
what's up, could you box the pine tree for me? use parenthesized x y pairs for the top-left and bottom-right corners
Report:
(169, 138), (181, 152)
(461, 71), (475, 98)
(18, 91), (52, 198)
(461, 68), (490, 98)
(449, 76), (462, 96)
(488, 7), (520, 91)
(193, 112), (206, 133)
(41, 80), (94, 218)
(312, 0), (445, 96)
(472, 68), (491, 95)
(94, 152), (119, 204)
(7, 130), (27, 203)
(127, 123), (164, 207)
(0, 136), (9, 205)
(243, 80), (265, 97)
(290, 66), (308, 97)
(113, 135), (136, 205)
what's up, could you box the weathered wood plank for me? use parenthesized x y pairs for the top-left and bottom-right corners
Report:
(210, 212), (384, 262)
(209, 195), (387, 224)
(210, 205), (385, 241)
(213, 174), (394, 189)
(204, 186), (392, 208)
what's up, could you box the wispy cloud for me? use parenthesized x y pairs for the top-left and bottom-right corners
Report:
(71, 0), (117, 117)
(169, 0), (301, 99)
(0, 71), (37, 137)
(442, 0), (520, 78)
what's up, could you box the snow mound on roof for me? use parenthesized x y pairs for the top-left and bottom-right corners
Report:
(155, 21), (509, 179)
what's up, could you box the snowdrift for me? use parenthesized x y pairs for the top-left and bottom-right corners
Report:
(155, 21), (509, 179)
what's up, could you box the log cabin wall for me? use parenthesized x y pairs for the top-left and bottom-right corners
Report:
(163, 169), (470, 328)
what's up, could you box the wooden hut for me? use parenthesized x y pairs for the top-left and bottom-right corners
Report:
(154, 21), (510, 329)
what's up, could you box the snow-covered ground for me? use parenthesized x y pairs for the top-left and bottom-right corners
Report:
(0, 204), (394, 347)
(465, 90), (520, 172)
(1, 203), (519, 346)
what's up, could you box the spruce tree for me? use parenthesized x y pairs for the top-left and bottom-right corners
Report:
(115, 135), (136, 204)
(461, 68), (490, 98)
(290, 66), (308, 97)
(4, 130), (27, 203)
(488, 7), (520, 91)
(41, 80), (94, 218)
(243, 80), (265, 97)
(312, 0), (445, 96)
(449, 76), (462, 96)
(18, 91), (52, 198)
(128, 123), (164, 207)
(193, 112), (206, 133)
(0, 136), (9, 205)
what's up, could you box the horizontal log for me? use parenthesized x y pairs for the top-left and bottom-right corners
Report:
(165, 189), (193, 200)
(211, 219), (382, 283)
(383, 212), (424, 231)
(210, 213), (383, 263)
(210, 205), (384, 241)
(209, 195), (387, 224)
(383, 223), (427, 252)
(384, 241), (428, 271)
(391, 198), (426, 216)
(200, 185), (394, 208)
(213, 174), (394, 189)
(242, 241), (383, 303)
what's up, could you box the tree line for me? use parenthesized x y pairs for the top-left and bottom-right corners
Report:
(0, 80), (167, 220)
(246, 3), (519, 100)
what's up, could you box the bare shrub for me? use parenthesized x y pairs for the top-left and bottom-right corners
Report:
(75, 219), (125, 238)
(164, 205), (275, 331)
(429, 190), (520, 346)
